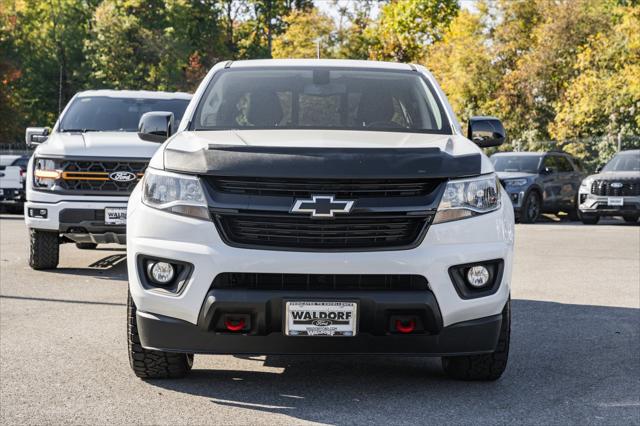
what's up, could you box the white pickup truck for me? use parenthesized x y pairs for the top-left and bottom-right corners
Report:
(24, 90), (191, 270)
(0, 155), (25, 211)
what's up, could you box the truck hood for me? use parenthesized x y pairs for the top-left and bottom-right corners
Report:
(160, 130), (491, 178)
(587, 171), (640, 180)
(35, 132), (161, 159)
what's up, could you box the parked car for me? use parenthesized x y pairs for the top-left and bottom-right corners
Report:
(578, 149), (640, 224)
(491, 151), (585, 223)
(24, 90), (191, 270)
(127, 59), (514, 381)
(0, 154), (29, 212)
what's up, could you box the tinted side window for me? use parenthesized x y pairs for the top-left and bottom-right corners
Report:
(542, 156), (557, 170)
(556, 156), (574, 172)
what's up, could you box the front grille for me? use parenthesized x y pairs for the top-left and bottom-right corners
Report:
(213, 273), (429, 291)
(213, 212), (431, 250)
(35, 159), (147, 194)
(209, 177), (440, 198)
(591, 180), (640, 197)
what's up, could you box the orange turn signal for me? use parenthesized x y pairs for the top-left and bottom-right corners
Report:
(34, 169), (61, 180)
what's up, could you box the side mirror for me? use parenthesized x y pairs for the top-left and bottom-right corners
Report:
(467, 116), (506, 148)
(138, 111), (174, 143)
(595, 165), (603, 173)
(542, 166), (555, 175)
(25, 127), (50, 147)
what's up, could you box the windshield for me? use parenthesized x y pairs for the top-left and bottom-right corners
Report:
(192, 68), (451, 134)
(59, 96), (190, 132)
(602, 152), (640, 172)
(491, 155), (542, 173)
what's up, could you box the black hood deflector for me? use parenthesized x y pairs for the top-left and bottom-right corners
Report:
(164, 145), (482, 179)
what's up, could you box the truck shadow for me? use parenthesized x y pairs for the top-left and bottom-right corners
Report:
(50, 253), (128, 281)
(148, 299), (640, 425)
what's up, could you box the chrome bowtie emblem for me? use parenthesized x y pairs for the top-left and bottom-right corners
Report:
(610, 182), (623, 188)
(291, 195), (355, 218)
(109, 171), (137, 182)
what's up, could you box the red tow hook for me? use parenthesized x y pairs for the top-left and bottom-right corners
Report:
(395, 319), (416, 334)
(224, 318), (246, 332)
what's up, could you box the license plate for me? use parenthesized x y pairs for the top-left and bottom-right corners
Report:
(105, 207), (127, 225)
(285, 301), (358, 337)
(608, 197), (624, 206)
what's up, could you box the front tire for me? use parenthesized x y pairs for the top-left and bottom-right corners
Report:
(128, 292), (193, 379)
(520, 191), (541, 223)
(623, 215), (638, 223)
(442, 299), (510, 381)
(28, 229), (59, 270)
(580, 213), (599, 225)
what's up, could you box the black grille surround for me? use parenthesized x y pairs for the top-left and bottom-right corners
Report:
(212, 273), (429, 291)
(213, 211), (433, 251)
(209, 177), (441, 198)
(590, 179), (640, 197)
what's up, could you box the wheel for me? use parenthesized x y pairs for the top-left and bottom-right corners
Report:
(623, 215), (638, 223)
(75, 242), (98, 250)
(519, 191), (541, 223)
(128, 292), (193, 379)
(28, 229), (59, 270)
(442, 299), (510, 381)
(580, 213), (599, 225)
(566, 209), (580, 221)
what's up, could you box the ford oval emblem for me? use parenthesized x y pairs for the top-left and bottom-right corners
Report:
(312, 319), (332, 327)
(610, 182), (623, 188)
(109, 171), (137, 182)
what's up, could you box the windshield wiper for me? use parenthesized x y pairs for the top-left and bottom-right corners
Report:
(60, 128), (98, 133)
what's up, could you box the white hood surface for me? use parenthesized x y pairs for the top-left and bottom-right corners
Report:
(35, 132), (162, 159)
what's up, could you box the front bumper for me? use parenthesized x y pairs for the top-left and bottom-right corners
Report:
(578, 193), (640, 216)
(128, 181), (514, 336)
(25, 198), (128, 243)
(0, 187), (25, 204)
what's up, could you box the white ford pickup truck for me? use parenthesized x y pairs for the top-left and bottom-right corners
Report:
(127, 59), (514, 381)
(24, 90), (191, 269)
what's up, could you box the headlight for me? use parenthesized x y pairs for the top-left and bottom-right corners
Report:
(433, 173), (501, 224)
(580, 177), (594, 188)
(33, 158), (62, 190)
(142, 168), (209, 220)
(504, 178), (528, 187)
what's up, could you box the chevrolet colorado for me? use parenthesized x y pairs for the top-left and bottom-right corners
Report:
(127, 60), (514, 381)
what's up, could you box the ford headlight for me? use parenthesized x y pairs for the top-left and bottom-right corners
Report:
(433, 174), (501, 224)
(142, 168), (209, 219)
(580, 177), (594, 189)
(504, 178), (528, 187)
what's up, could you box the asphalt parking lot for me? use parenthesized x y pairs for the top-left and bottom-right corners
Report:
(1, 213), (638, 425)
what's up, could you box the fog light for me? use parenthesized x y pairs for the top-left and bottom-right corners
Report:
(147, 261), (175, 285)
(466, 266), (490, 288)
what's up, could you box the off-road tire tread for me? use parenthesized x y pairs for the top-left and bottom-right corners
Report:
(29, 229), (59, 270)
(127, 292), (193, 379)
(442, 299), (510, 381)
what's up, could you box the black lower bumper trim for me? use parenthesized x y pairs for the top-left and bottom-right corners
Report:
(136, 310), (502, 356)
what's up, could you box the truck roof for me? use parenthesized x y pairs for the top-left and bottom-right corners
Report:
(228, 59), (414, 71)
(75, 90), (192, 100)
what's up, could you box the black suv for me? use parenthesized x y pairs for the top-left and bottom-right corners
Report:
(491, 151), (585, 223)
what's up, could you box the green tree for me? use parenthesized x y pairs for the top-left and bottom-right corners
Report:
(424, 8), (499, 125)
(368, 0), (459, 62)
(272, 7), (334, 58)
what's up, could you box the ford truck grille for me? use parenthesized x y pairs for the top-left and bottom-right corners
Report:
(36, 158), (147, 195)
(213, 212), (432, 250)
(590, 180), (640, 197)
(209, 177), (439, 198)
(212, 273), (429, 291)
